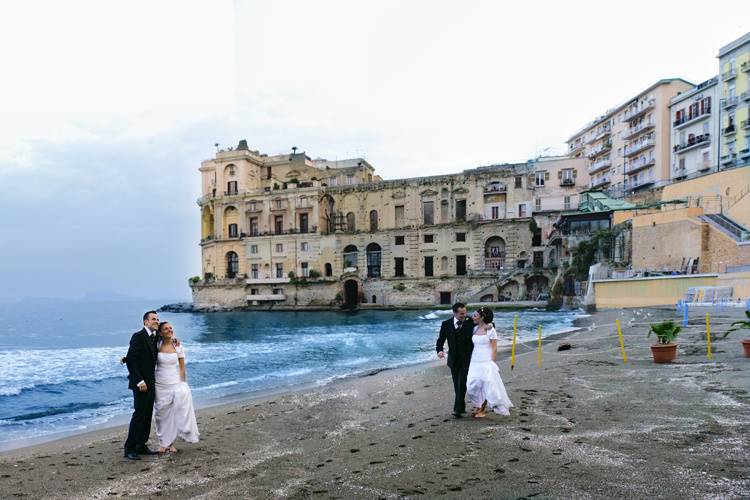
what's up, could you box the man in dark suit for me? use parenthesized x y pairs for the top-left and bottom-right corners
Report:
(123, 310), (160, 460)
(436, 302), (474, 418)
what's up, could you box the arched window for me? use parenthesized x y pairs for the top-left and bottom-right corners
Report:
(226, 251), (239, 278)
(346, 212), (356, 232)
(343, 244), (358, 270)
(325, 263), (333, 277)
(484, 236), (506, 270)
(369, 210), (378, 232)
(366, 243), (381, 278)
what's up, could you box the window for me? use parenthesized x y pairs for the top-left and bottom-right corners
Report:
(533, 251), (544, 268)
(515, 176), (523, 188)
(274, 215), (284, 234)
(343, 244), (358, 269)
(325, 263), (332, 277)
(441, 199), (449, 221)
(366, 243), (381, 278)
(250, 217), (259, 236)
(299, 213), (309, 233)
(369, 210), (378, 232)
(394, 257), (405, 277)
(532, 229), (542, 246)
(456, 232), (466, 242)
(424, 256), (434, 277)
(456, 255), (467, 276)
(395, 235), (405, 245)
(534, 198), (541, 212)
(346, 174), (355, 185)
(301, 262), (309, 277)
(395, 205), (405, 226)
(491, 206), (499, 219)
(249, 201), (257, 211)
(702, 149), (711, 169)
(267, 166), (272, 179)
(228, 223), (238, 238)
(329, 176), (338, 186)
(273, 288), (283, 295)
(250, 244), (258, 254)
(227, 181), (238, 195)
(275, 243), (283, 253)
(301, 242), (309, 252)
(441, 256), (449, 272)
(679, 158), (686, 170)
(561, 169), (574, 184)
(275, 263), (284, 278)
(250, 288), (258, 295)
(226, 251), (239, 278)
(346, 212), (356, 232)
(535, 171), (545, 186)
(455, 199), (466, 221)
(423, 201), (434, 225)
(251, 264), (259, 279)
(518, 204), (527, 217)
(275, 199), (283, 209)
(424, 234), (434, 243)
(703, 121), (710, 134)
(563, 196), (571, 210)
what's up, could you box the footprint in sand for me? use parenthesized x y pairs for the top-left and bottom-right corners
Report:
(350, 449), (360, 453)
(404, 391), (414, 395)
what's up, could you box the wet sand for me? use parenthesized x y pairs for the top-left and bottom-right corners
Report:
(1, 307), (749, 499)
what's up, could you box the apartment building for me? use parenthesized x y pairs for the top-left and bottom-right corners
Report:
(567, 79), (694, 197)
(718, 32), (750, 169)
(669, 76), (720, 181)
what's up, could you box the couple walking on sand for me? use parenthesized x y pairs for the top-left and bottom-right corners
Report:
(436, 302), (513, 418)
(122, 311), (200, 460)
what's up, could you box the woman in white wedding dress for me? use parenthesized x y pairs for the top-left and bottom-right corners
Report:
(154, 322), (199, 453)
(466, 307), (513, 418)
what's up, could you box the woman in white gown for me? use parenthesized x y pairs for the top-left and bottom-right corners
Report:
(154, 322), (199, 453)
(466, 307), (513, 418)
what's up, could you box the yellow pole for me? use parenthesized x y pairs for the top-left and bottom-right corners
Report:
(616, 319), (627, 364)
(706, 313), (712, 360)
(537, 324), (542, 368)
(511, 314), (518, 370)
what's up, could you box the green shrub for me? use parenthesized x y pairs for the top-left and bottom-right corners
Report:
(188, 276), (201, 285)
(648, 321), (681, 345)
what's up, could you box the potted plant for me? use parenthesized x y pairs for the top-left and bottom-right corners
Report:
(722, 311), (750, 358)
(648, 320), (681, 363)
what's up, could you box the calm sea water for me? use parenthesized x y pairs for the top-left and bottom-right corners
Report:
(0, 299), (585, 449)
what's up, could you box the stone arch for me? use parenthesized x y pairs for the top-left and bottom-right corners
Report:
(480, 294), (495, 302)
(343, 279), (358, 308)
(226, 251), (239, 279)
(498, 281), (519, 301)
(224, 163), (237, 177)
(343, 244), (358, 270)
(201, 205), (214, 240)
(484, 236), (506, 270)
(525, 275), (550, 300)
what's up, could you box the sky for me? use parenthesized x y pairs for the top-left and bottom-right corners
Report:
(0, 0), (748, 302)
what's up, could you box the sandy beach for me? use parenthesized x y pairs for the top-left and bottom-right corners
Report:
(1, 306), (749, 499)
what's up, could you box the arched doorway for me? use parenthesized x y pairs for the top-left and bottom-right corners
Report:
(525, 275), (550, 300)
(366, 243), (381, 277)
(226, 251), (239, 279)
(344, 280), (358, 308)
(484, 236), (506, 270)
(325, 263), (333, 277)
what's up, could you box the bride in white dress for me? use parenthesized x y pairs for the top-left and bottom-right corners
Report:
(466, 307), (513, 418)
(154, 322), (199, 453)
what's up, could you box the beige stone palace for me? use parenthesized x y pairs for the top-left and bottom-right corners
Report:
(192, 140), (587, 309)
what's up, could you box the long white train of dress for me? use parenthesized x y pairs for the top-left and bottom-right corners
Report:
(466, 327), (513, 415)
(154, 346), (200, 448)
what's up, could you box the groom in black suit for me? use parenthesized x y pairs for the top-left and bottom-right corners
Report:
(436, 302), (474, 418)
(123, 310), (160, 460)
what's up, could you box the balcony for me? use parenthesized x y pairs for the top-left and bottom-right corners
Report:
(224, 190), (239, 196)
(482, 256), (507, 271)
(295, 200), (314, 210)
(741, 148), (750, 159)
(723, 96), (739, 109)
(723, 124), (736, 136)
(629, 178), (655, 191)
(587, 141), (612, 159)
(568, 142), (586, 155)
(622, 99), (655, 122)
(587, 127), (611, 144)
(246, 294), (287, 302)
(742, 61), (750, 73)
(590, 176), (611, 189)
(624, 158), (656, 175)
(245, 276), (290, 285)
(484, 183), (507, 194)
(588, 157), (612, 174)
(246, 203), (263, 213)
(270, 202), (288, 212)
(721, 153), (736, 165)
(743, 119), (750, 129)
(722, 68), (737, 81)
(623, 138), (655, 157)
(674, 109), (711, 129)
(560, 178), (575, 187)
(673, 133), (711, 154)
(742, 91), (750, 102)
(622, 121), (655, 140)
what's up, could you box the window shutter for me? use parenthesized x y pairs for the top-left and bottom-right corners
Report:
(573, 169), (578, 178)
(545, 172), (550, 181)
(528, 173), (534, 184)
(558, 171), (563, 179)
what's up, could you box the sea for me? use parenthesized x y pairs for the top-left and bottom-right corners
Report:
(0, 299), (585, 450)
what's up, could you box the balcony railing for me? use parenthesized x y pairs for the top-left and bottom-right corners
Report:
(245, 276), (291, 285)
(590, 176), (611, 188)
(224, 190), (239, 196)
(674, 109), (711, 129)
(623, 138), (655, 157)
(482, 256), (507, 271)
(568, 142), (586, 154)
(246, 294), (287, 302)
(742, 61), (750, 73)
(742, 91), (750, 102)
(622, 120), (655, 139)
(587, 127), (611, 144)
(560, 178), (575, 186)
(722, 68), (737, 80)
(622, 99), (655, 122)
(721, 153), (736, 164)
(588, 158), (611, 174)
(243, 227), (318, 238)
(624, 158), (656, 175)
(742, 119), (750, 129)
(723, 96), (739, 109)
(484, 184), (507, 194)
(673, 133), (711, 153)
(723, 124), (736, 135)
(587, 141), (612, 159)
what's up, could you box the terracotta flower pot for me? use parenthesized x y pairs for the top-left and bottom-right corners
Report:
(650, 343), (678, 363)
(742, 339), (750, 358)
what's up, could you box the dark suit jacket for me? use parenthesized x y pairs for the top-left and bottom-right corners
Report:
(125, 328), (158, 391)
(436, 317), (474, 369)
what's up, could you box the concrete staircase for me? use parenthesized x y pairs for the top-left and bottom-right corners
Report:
(699, 213), (750, 242)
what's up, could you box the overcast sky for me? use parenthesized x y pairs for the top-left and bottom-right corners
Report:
(0, 1), (747, 302)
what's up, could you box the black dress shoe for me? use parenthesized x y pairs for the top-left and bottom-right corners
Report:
(452, 412), (463, 418)
(124, 452), (141, 460)
(136, 447), (158, 455)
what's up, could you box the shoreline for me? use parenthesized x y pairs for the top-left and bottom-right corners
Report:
(0, 316), (588, 456)
(159, 300), (555, 313)
(2, 306), (748, 498)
